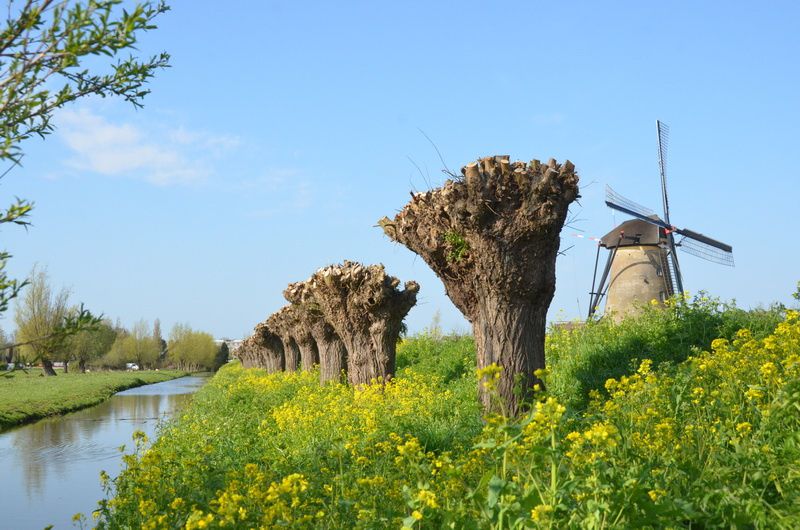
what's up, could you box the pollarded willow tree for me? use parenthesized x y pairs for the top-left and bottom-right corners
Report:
(252, 321), (285, 373)
(379, 155), (579, 413)
(236, 336), (258, 369)
(267, 306), (315, 371)
(284, 281), (347, 383)
(305, 261), (418, 385)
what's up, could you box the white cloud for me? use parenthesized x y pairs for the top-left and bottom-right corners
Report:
(56, 108), (240, 186)
(168, 126), (241, 155)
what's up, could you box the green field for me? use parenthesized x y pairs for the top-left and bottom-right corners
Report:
(91, 296), (800, 528)
(0, 369), (187, 431)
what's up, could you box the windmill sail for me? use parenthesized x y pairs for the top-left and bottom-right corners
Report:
(663, 250), (678, 296)
(655, 120), (684, 292)
(605, 186), (735, 267)
(657, 120), (671, 223)
(675, 228), (732, 253)
(605, 186), (657, 220)
(678, 236), (735, 267)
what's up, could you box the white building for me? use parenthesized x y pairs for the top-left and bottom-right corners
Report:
(214, 338), (243, 353)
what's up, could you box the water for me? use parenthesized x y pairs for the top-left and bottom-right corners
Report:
(0, 375), (207, 529)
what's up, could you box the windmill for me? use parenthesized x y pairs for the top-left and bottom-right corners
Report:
(588, 121), (734, 319)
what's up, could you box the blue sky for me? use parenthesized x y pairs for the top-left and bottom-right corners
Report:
(2, 1), (799, 339)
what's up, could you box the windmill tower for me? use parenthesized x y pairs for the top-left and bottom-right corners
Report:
(588, 121), (734, 320)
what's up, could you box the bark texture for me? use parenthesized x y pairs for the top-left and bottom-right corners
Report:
(284, 280), (348, 384)
(237, 336), (259, 368)
(304, 261), (418, 385)
(252, 321), (285, 373)
(41, 359), (57, 376)
(379, 155), (579, 414)
(267, 306), (308, 371)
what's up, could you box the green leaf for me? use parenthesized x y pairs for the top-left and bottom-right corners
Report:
(487, 475), (506, 508)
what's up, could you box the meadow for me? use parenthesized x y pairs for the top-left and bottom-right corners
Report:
(92, 295), (798, 529)
(0, 369), (186, 431)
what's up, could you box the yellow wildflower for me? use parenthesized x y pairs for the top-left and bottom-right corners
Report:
(745, 387), (764, 400)
(417, 489), (439, 509)
(648, 489), (666, 502)
(531, 504), (554, 521)
(736, 422), (752, 435)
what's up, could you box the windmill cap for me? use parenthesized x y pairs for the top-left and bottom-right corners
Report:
(601, 219), (666, 248)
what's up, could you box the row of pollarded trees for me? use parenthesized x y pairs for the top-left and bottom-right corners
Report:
(243, 155), (579, 414)
(238, 261), (419, 386)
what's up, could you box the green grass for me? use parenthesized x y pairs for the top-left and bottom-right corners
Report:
(0, 369), (187, 430)
(396, 331), (475, 383)
(547, 294), (784, 412)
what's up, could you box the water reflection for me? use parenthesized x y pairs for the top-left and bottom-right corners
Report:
(0, 375), (206, 529)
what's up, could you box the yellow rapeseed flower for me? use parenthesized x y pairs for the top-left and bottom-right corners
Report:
(477, 363), (502, 390)
(745, 387), (764, 400)
(417, 489), (439, 509)
(736, 422), (752, 435)
(531, 504), (554, 521)
(648, 489), (666, 502)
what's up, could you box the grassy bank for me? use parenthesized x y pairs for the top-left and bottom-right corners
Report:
(0, 369), (187, 431)
(93, 298), (798, 529)
(547, 296), (784, 412)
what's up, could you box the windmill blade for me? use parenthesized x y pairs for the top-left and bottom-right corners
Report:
(656, 120), (672, 224)
(674, 227), (733, 253)
(605, 185), (658, 219)
(657, 121), (669, 183)
(604, 199), (670, 231)
(677, 235), (735, 267)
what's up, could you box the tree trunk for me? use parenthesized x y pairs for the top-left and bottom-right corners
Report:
(63, 361), (69, 374)
(79, 359), (87, 373)
(238, 344), (252, 368)
(266, 307), (306, 372)
(252, 323), (285, 374)
(318, 336), (347, 384)
(371, 320), (404, 382)
(239, 337), (260, 369)
(295, 333), (319, 371)
(257, 337), (285, 373)
(282, 284), (348, 383)
(344, 328), (400, 385)
(473, 296), (548, 414)
(263, 348), (284, 373)
(42, 359), (57, 376)
(282, 337), (300, 371)
(344, 332), (387, 385)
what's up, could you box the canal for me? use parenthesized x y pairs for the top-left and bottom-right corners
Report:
(0, 375), (208, 529)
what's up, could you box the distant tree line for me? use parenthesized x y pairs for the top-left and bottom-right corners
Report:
(2, 267), (225, 374)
